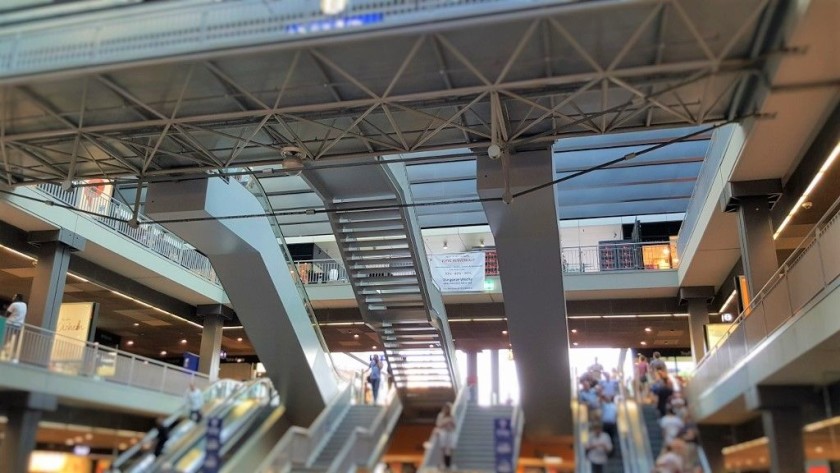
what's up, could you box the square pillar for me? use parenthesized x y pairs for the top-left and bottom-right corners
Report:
(721, 180), (782, 296)
(0, 393), (57, 473)
(679, 287), (714, 363)
(196, 305), (233, 381)
(466, 349), (478, 404)
(490, 349), (500, 405)
(746, 385), (812, 473)
(26, 230), (85, 330)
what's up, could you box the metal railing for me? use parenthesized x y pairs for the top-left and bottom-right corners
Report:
(328, 386), (402, 473)
(0, 0), (562, 79)
(292, 241), (674, 286)
(0, 321), (210, 396)
(690, 195), (840, 399)
(420, 384), (471, 470)
(34, 182), (222, 286)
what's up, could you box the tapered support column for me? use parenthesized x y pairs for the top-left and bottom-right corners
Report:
(0, 393), (57, 473)
(679, 287), (714, 363)
(721, 180), (782, 296)
(26, 230), (85, 330)
(477, 148), (572, 438)
(697, 425), (730, 473)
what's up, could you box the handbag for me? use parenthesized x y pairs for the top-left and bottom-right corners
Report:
(366, 375), (372, 383)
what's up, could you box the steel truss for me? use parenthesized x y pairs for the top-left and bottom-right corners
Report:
(0, 0), (774, 185)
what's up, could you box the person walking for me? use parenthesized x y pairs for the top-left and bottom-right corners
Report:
(600, 395), (618, 455)
(367, 354), (383, 404)
(3, 294), (27, 361)
(153, 417), (171, 458)
(435, 403), (457, 470)
(585, 423), (613, 473)
(186, 383), (204, 422)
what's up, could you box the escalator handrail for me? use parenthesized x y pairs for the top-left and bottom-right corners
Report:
(148, 378), (275, 471)
(573, 399), (592, 473)
(109, 379), (244, 471)
(326, 385), (403, 473)
(257, 382), (354, 471)
(511, 403), (525, 472)
(616, 371), (655, 473)
(419, 383), (470, 469)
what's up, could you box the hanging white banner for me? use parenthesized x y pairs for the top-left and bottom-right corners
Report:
(429, 252), (486, 292)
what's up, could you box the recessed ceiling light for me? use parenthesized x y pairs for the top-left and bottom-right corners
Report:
(160, 350), (167, 356)
(180, 339), (187, 344)
(65, 439), (74, 446)
(571, 329), (578, 334)
(84, 433), (93, 441)
(118, 442), (128, 450)
(572, 342), (579, 346)
(502, 330), (508, 335)
(133, 322), (140, 327)
(815, 446), (824, 453)
(644, 327), (652, 332)
(372, 345), (377, 350)
(237, 337), (243, 342)
(126, 340), (134, 346)
(640, 341), (647, 346)
(353, 334), (359, 339)
(74, 436), (83, 443)
(429, 344), (434, 348)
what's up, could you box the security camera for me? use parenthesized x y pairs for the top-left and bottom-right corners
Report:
(487, 144), (502, 160)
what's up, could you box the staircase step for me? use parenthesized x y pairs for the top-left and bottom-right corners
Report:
(357, 276), (419, 286)
(354, 266), (415, 277)
(340, 220), (405, 232)
(341, 229), (408, 245)
(338, 210), (403, 223)
(350, 257), (415, 269)
(346, 248), (413, 259)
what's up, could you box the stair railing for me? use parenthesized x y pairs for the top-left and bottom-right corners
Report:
(257, 382), (353, 472)
(573, 399), (592, 473)
(419, 383), (470, 470)
(327, 385), (403, 473)
(511, 403), (525, 472)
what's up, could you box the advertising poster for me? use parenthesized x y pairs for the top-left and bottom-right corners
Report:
(429, 252), (486, 292)
(51, 302), (97, 374)
(494, 417), (514, 473)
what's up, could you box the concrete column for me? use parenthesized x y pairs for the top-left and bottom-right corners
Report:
(0, 393), (57, 473)
(490, 349), (500, 405)
(26, 230), (85, 330)
(196, 305), (234, 381)
(762, 408), (805, 473)
(721, 180), (782, 296)
(477, 147), (572, 438)
(697, 425), (731, 473)
(199, 314), (223, 380)
(679, 287), (714, 363)
(737, 196), (779, 296)
(746, 385), (811, 473)
(466, 349), (478, 403)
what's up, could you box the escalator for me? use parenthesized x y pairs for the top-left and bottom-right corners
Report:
(109, 380), (241, 473)
(148, 379), (279, 473)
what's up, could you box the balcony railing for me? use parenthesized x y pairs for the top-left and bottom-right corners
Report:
(0, 321), (210, 396)
(35, 182), (222, 286)
(691, 196), (840, 396)
(292, 242), (675, 286)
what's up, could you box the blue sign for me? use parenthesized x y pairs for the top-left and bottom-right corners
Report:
(284, 12), (384, 36)
(494, 417), (514, 473)
(202, 416), (223, 473)
(183, 352), (199, 372)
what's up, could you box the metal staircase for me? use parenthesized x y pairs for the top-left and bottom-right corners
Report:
(299, 159), (459, 413)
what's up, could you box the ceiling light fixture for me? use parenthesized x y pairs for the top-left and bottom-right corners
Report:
(571, 329), (578, 333)
(133, 322), (140, 327)
(640, 341), (647, 346)
(237, 337), (243, 342)
(443, 240), (448, 250)
(371, 345), (377, 350)
(0, 244), (36, 261)
(222, 325), (245, 330)
(126, 341), (134, 346)
(180, 339), (187, 344)
(719, 290), (738, 314)
(353, 334), (360, 339)
(502, 330), (508, 335)
(160, 351), (167, 356)
(644, 327), (653, 333)
(479, 239), (485, 248)
(774, 140), (840, 239)
(572, 342), (579, 346)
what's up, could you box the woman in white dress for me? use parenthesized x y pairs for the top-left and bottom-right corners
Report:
(435, 403), (457, 470)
